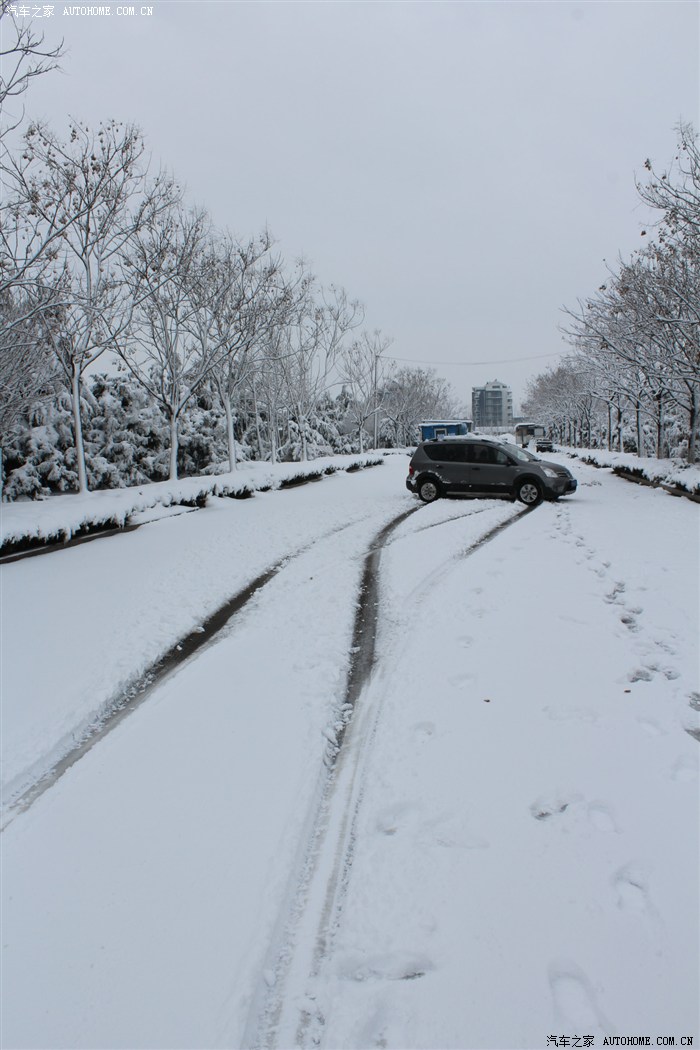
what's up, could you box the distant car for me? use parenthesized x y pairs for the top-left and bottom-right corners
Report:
(405, 436), (577, 506)
(514, 423), (552, 453)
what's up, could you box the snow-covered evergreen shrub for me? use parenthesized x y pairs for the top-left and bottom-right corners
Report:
(3, 392), (80, 498)
(86, 375), (169, 487)
(177, 402), (227, 477)
(2, 369), (385, 500)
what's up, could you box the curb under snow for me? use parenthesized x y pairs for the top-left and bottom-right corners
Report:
(556, 447), (700, 502)
(0, 454), (385, 558)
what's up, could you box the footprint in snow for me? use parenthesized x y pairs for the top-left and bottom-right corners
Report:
(612, 863), (654, 916)
(627, 667), (654, 683)
(375, 800), (418, 837)
(637, 717), (665, 737)
(605, 582), (626, 604)
(628, 664), (678, 684)
(334, 950), (433, 984)
(670, 755), (698, 781)
(548, 961), (615, 1036)
(587, 802), (619, 833)
(530, 794), (579, 821)
(412, 720), (435, 737)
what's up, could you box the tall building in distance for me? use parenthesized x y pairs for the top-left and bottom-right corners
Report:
(471, 380), (514, 428)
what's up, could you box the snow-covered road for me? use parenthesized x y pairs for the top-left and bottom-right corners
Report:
(1, 454), (698, 1049)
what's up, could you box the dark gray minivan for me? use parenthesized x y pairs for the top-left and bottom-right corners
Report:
(406, 436), (577, 506)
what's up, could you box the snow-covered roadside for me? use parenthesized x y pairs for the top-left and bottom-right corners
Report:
(0, 453), (383, 552)
(0, 457), (385, 806)
(556, 446), (700, 496)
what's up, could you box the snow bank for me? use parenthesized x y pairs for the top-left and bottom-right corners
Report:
(557, 446), (700, 496)
(0, 453), (384, 554)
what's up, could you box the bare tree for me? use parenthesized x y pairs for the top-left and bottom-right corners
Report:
(280, 280), (363, 460)
(7, 120), (174, 491)
(207, 231), (281, 470)
(339, 330), (393, 452)
(0, 7), (69, 304)
(563, 238), (699, 459)
(382, 366), (461, 446)
(522, 359), (596, 448)
(552, 125), (700, 461)
(637, 122), (700, 238)
(120, 203), (230, 480)
(0, 2), (64, 485)
(0, 1), (63, 140)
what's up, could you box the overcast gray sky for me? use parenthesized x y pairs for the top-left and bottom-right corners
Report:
(11, 0), (700, 408)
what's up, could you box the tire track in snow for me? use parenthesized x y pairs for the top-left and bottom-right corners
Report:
(0, 514), (385, 830)
(245, 502), (532, 1049)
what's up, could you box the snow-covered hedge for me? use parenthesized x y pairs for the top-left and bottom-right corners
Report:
(0, 454), (384, 556)
(557, 446), (700, 497)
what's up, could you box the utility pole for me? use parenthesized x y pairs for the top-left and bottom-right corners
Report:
(373, 352), (379, 449)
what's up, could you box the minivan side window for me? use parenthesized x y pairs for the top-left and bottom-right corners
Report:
(424, 443), (463, 462)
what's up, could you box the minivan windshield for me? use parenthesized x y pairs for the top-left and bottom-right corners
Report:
(502, 442), (538, 462)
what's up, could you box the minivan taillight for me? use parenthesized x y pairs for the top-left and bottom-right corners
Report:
(408, 465), (414, 476)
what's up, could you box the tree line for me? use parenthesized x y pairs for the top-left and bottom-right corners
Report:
(0, 4), (461, 499)
(523, 123), (700, 463)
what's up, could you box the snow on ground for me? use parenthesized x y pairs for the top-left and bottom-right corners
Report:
(1, 453), (698, 1049)
(315, 464), (699, 1048)
(1, 458), (385, 801)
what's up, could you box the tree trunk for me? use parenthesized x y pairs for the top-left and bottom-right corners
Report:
(636, 401), (643, 458)
(169, 412), (179, 480)
(688, 387), (698, 463)
(71, 367), (88, 494)
(300, 412), (308, 462)
(372, 353), (379, 449)
(656, 394), (664, 459)
(269, 408), (278, 464)
(252, 377), (264, 461)
(224, 398), (237, 472)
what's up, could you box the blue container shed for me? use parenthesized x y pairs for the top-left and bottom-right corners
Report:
(419, 420), (472, 441)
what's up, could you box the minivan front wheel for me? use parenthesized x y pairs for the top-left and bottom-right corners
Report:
(418, 478), (441, 503)
(515, 479), (542, 506)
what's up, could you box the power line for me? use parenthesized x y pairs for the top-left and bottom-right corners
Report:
(384, 352), (564, 367)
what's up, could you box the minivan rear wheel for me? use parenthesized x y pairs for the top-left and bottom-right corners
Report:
(418, 478), (441, 503)
(515, 478), (542, 506)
